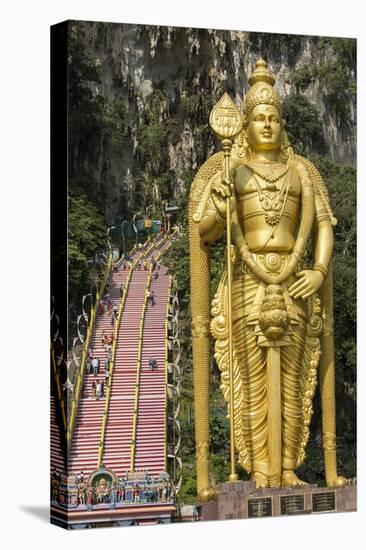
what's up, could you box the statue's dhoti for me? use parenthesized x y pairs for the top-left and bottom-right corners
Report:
(211, 253), (322, 486)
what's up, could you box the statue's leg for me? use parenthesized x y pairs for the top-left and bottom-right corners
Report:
(231, 274), (271, 487)
(281, 320), (308, 487)
(232, 279), (269, 487)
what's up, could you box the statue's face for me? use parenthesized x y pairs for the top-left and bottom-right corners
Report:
(246, 104), (281, 152)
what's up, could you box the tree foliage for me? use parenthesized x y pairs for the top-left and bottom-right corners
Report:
(291, 37), (356, 122)
(68, 191), (107, 304)
(282, 94), (326, 156)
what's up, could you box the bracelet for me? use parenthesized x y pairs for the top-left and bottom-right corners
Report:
(313, 262), (328, 278)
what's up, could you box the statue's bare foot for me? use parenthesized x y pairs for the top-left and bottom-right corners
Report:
(252, 472), (269, 488)
(282, 470), (308, 487)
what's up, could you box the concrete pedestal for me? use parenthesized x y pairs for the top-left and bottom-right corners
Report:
(199, 481), (356, 521)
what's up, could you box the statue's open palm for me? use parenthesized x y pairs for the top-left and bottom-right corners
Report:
(288, 269), (324, 300)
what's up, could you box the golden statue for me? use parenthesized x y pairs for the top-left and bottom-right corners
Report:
(189, 58), (346, 501)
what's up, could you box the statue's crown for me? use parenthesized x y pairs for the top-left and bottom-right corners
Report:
(248, 58), (275, 87)
(244, 58), (281, 117)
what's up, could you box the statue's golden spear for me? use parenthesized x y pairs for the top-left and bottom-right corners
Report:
(209, 93), (243, 481)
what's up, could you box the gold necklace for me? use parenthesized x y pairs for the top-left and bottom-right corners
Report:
(251, 172), (290, 226)
(247, 160), (289, 183)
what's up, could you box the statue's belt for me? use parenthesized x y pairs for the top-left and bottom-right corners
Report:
(233, 251), (305, 277)
(230, 252), (308, 326)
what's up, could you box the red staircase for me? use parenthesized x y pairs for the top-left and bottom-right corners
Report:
(68, 234), (173, 481)
(68, 266), (130, 477)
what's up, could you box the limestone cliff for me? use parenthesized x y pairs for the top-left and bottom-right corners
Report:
(68, 21), (356, 223)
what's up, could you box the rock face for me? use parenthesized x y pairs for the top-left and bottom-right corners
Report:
(68, 21), (356, 222)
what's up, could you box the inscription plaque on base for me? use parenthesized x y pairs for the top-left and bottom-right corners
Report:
(248, 497), (272, 518)
(312, 492), (336, 513)
(280, 494), (305, 515)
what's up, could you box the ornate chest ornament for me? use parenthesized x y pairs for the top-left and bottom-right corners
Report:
(246, 161), (290, 226)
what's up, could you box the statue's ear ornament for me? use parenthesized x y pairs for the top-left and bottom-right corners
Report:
(280, 127), (294, 162)
(233, 128), (251, 161)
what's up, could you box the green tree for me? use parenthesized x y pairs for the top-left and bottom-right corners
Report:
(68, 191), (107, 303)
(282, 94), (326, 155)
